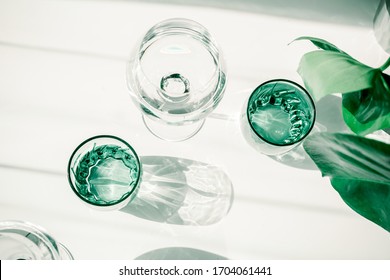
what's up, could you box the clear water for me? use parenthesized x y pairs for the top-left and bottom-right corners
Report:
(248, 85), (314, 145)
(72, 144), (139, 205)
(139, 35), (222, 113)
(141, 35), (216, 94)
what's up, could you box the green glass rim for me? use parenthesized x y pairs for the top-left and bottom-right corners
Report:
(67, 135), (142, 207)
(246, 78), (316, 147)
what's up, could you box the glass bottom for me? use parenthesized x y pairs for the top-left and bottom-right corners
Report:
(0, 221), (74, 260)
(142, 115), (205, 141)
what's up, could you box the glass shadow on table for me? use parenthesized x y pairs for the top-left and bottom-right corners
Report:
(135, 247), (228, 260)
(120, 156), (234, 226)
(268, 95), (349, 170)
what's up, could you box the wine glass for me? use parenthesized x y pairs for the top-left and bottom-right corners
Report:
(0, 220), (73, 260)
(67, 135), (142, 211)
(126, 18), (227, 141)
(241, 79), (316, 155)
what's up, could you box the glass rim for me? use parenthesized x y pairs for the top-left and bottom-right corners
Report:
(246, 78), (316, 147)
(137, 18), (223, 91)
(127, 18), (227, 119)
(67, 135), (142, 207)
(0, 220), (63, 260)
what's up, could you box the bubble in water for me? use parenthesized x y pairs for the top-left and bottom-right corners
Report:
(260, 94), (271, 106)
(270, 95), (283, 106)
(281, 100), (291, 112)
(274, 89), (296, 96)
(290, 114), (304, 125)
(289, 109), (306, 119)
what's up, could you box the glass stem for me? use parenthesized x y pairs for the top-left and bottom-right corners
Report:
(379, 57), (390, 71)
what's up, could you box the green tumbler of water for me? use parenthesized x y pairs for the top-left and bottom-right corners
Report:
(241, 79), (316, 156)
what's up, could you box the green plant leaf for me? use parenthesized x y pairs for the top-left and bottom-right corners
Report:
(297, 50), (378, 101)
(343, 108), (390, 136)
(331, 178), (390, 232)
(293, 36), (350, 55)
(342, 72), (390, 135)
(303, 132), (390, 231)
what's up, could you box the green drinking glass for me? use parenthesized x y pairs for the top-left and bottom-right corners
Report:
(68, 135), (142, 210)
(0, 220), (73, 260)
(241, 79), (316, 155)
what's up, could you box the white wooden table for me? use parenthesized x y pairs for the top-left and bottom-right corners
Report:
(0, 0), (389, 259)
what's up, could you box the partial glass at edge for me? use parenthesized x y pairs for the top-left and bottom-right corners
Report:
(67, 135), (142, 210)
(0, 220), (73, 260)
(126, 18), (227, 141)
(241, 79), (316, 156)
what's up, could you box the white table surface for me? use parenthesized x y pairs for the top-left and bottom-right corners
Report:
(0, 0), (389, 259)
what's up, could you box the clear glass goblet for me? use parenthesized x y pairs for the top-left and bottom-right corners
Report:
(126, 18), (227, 141)
(0, 220), (73, 260)
(67, 135), (142, 211)
(240, 79), (316, 156)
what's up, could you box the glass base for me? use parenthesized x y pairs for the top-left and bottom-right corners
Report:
(142, 115), (205, 141)
(0, 221), (74, 260)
